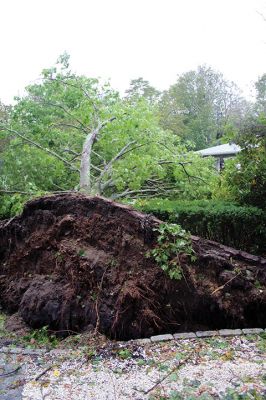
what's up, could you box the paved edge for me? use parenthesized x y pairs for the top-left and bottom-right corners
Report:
(139, 328), (266, 344)
(0, 328), (265, 355)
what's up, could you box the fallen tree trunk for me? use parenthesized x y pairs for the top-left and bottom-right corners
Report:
(0, 193), (265, 339)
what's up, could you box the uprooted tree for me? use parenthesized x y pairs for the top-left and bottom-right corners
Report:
(0, 56), (265, 339)
(0, 193), (265, 339)
(0, 54), (218, 205)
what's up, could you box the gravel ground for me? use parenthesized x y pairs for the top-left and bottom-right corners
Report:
(0, 334), (265, 399)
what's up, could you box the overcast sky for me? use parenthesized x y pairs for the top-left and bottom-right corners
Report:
(1, 0), (265, 104)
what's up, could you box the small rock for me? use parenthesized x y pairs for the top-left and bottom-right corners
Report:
(21, 348), (46, 355)
(219, 329), (242, 336)
(173, 332), (196, 339)
(8, 348), (23, 354)
(133, 338), (151, 345)
(242, 328), (264, 334)
(49, 349), (71, 356)
(150, 334), (173, 342)
(196, 331), (219, 338)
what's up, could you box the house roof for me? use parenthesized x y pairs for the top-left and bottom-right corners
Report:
(196, 143), (241, 157)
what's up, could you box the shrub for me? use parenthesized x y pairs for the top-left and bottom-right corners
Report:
(147, 223), (196, 280)
(0, 194), (26, 219)
(133, 199), (266, 255)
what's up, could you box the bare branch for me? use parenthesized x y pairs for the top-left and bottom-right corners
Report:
(34, 365), (53, 381)
(143, 349), (197, 395)
(47, 76), (100, 111)
(91, 164), (102, 172)
(158, 160), (192, 165)
(0, 365), (22, 377)
(62, 148), (80, 155)
(106, 140), (136, 166)
(100, 178), (115, 191)
(33, 97), (89, 133)
(0, 189), (32, 195)
(256, 10), (266, 22)
(0, 189), (78, 196)
(50, 122), (87, 135)
(115, 142), (148, 158)
(62, 148), (81, 162)
(92, 149), (106, 162)
(179, 162), (208, 184)
(99, 116), (116, 129)
(111, 187), (178, 199)
(96, 141), (136, 192)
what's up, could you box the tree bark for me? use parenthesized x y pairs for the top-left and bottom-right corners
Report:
(79, 130), (98, 192)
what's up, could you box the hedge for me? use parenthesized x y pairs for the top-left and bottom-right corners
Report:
(132, 199), (266, 256)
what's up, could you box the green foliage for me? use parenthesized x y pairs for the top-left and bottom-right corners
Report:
(125, 77), (161, 104)
(171, 153), (219, 200)
(255, 73), (266, 114)
(0, 55), (218, 202)
(135, 199), (266, 255)
(258, 332), (266, 352)
(154, 387), (265, 400)
(219, 75), (266, 209)
(148, 223), (195, 280)
(77, 249), (86, 257)
(0, 194), (26, 218)
(117, 348), (132, 359)
(220, 120), (266, 209)
(0, 313), (8, 337)
(158, 65), (246, 149)
(23, 326), (59, 348)
(223, 387), (265, 400)
(152, 384), (265, 400)
(0, 56), (261, 217)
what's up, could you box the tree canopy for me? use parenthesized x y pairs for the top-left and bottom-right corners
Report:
(158, 66), (247, 150)
(1, 54), (265, 219)
(0, 55), (218, 212)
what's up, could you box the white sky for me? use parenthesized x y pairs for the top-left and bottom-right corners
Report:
(1, 0), (266, 104)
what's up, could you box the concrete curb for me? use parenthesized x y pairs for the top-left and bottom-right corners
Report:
(0, 328), (265, 355)
(137, 328), (265, 344)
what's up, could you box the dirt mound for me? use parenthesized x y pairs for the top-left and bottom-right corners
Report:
(0, 193), (265, 340)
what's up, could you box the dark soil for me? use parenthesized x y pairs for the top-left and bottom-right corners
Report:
(0, 193), (265, 340)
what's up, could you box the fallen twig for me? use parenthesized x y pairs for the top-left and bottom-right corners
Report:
(135, 343), (204, 396)
(34, 365), (53, 381)
(143, 350), (195, 395)
(0, 364), (22, 377)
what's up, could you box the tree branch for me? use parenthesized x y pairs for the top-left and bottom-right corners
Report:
(79, 117), (116, 191)
(47, 76), (101, 112)
(0, 189), (32, 195)
(92, 149), (106, 162)
(0, 189), (78, 195)
(0, 126), (79, 172)
(179, 162), (208, 184)
(50, 122), (87, 135)
(111, 187), (179, 199)
(96, 141), (136, 193)
(34, 97), (89, 133)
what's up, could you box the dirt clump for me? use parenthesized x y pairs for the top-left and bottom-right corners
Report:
(0, 193), (265, 340)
